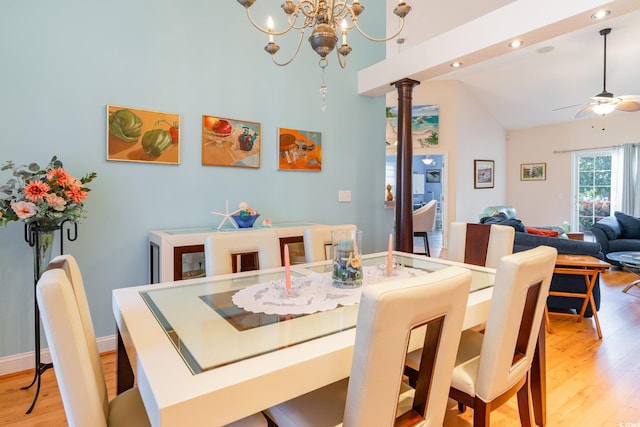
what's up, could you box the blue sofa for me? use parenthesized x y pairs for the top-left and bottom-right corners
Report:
(591, 212), (640, 260)
(513, 232), (604, 317)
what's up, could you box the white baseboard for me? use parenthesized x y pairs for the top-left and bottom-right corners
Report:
(0, 335), (116, 377)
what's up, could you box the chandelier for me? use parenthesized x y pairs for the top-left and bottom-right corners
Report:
(236, 0), (412, 110)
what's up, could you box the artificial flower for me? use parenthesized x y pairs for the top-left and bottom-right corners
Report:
(11, 201), (37, 220)
(237, 201), (259, 216)
(0, 156), (96, 227)
(24, 181), (51, 202)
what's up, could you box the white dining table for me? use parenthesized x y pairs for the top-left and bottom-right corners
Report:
(112, 251), (546, 426)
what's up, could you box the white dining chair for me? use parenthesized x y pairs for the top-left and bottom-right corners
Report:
(406, 245), (557, 427)
(302, 224), (357, 263)
(37, 265), (268, 427)
(204, 229), (281, 276)
(413, 200), (437, 256)
(265, 266), (472, 427)
(447, 222), (515, 269)
(48, 255), (105, 404)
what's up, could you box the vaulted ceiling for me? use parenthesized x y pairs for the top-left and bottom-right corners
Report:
(366, 0), (640, 130)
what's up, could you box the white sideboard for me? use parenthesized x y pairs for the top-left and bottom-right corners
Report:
(149, 222), (324, 283)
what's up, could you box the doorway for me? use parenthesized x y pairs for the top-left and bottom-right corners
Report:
(385, 152), (445, 250)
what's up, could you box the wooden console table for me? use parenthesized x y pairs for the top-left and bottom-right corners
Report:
(149, 222), (324, 283)
(547, 254), (610, 339)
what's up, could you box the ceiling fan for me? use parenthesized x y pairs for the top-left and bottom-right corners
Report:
(574, 27), (640, 118)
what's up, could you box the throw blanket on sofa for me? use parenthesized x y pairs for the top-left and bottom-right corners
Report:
(479, 212), (527, 232)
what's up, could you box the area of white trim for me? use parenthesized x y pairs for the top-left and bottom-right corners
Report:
(0, 335), (116, 377)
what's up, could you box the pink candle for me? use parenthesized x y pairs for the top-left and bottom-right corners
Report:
(387, 233), (393, 274)
(284, 244), (291, 291)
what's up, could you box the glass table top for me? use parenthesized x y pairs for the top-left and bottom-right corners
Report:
(139, 253), (494, 374)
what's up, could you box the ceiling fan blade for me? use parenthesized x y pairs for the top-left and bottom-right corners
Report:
(616, 101), (640, 112)
(575, 103), (594, 118)
(619, 94), (640, 101)
(552, 103), (583, 112)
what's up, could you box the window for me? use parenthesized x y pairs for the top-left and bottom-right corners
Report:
(573, 150), (614, 231)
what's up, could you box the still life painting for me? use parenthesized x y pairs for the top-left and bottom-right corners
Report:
(278, 128), (322, 171)
(386, 104), (439, 148)
(107, 105), (180, 164)
(202, 115), (261, 168)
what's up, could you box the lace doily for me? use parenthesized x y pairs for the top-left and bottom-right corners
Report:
(232, 264), (429, 315)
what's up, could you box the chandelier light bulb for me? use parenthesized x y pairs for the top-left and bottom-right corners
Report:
(267, 16), (274, 43)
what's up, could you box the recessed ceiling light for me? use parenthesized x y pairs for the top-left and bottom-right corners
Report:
(536, 46), (554, 54)
(509, 39), (523, 48)
(591, 10), (610, 20)
(450, 62), (462, 68)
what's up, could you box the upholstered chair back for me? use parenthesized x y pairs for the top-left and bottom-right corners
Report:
(204, 229), (281, 276)
(413, 200), (437, 234)
(343, 266), (471, 426)
(37, 268), (110, 426)
(49, 255), (108, 419)
(474, 245), (556, 402)
(302, 224), (357, 263)
(447, 222), (515, 268)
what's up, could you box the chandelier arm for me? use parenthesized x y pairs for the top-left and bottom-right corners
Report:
(353, 19), (406, 43)
(298, 0), (320, 19)
(331, 1), (351, 21)
(270, 29), (306, 67)
(244, 6), (298, 36)
(288, 13), (315, 31)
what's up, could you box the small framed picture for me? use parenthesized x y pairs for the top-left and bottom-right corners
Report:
(521, 163), (546, 181)
(474, 160), (494, 189)
(425, 169), (441, 183)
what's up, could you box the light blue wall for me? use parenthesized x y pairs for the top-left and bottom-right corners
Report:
(0, 0), (391, 357)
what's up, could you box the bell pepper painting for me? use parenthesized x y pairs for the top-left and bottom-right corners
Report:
(107, 105), (180, 164)
(278, 128), (322, 171)
(202, 115), (261, 168)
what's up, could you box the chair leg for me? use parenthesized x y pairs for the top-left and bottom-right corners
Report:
(424, 233), (431, 257)
(412, 232), (430, 257)
(516, 378), (534, 427)
(472, 398), (490, 427)
(544, 306), (552, 334)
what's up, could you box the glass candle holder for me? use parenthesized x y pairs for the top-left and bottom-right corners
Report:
(331, 229), (363, 288)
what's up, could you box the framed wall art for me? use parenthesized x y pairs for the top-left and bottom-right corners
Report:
(278, 127), (322, 171)
(385, 104), (439, 148)
(474, 159), (494, 189)
(107, 105), (180, 164)
(425, 169), (441, 183)
(202, 115), (261, 168)
(521, 163), (546, 181)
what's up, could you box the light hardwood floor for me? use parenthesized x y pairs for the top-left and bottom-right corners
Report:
(2, 265), (640, 426)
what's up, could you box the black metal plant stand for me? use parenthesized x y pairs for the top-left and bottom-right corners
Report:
(21, 220), (77, 414)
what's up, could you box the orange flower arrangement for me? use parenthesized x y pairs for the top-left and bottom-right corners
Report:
(0, 156), (96, 227)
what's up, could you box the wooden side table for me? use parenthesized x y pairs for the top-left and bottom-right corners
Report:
(565, 232), (585, 241)
(546, 254), (610, 339)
